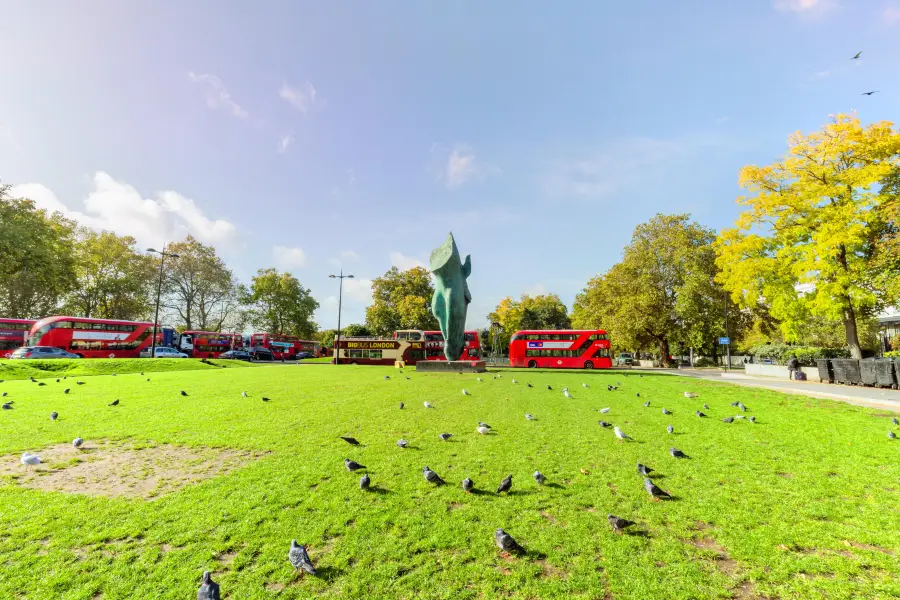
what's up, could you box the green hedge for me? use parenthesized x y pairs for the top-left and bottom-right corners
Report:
(886, 350), (900, 358)
(747, 343), (850, 366)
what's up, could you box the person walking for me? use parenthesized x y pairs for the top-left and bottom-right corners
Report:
(787, 354), (799, 380)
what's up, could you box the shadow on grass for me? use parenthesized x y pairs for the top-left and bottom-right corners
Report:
(314, 565), (345, 582)
(366, 486), (391, 495)
(544, 482), (566, 490)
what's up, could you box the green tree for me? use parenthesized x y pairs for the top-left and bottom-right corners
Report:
(572, 214), (739, 364)
(245, 268), (319, 338)
(487, 294), (570, 349)
(162, 236), (242, 331)
(365, 267), (437, 335)
(342, 324), (372, 337)
(0, 184), (77, 318)
(716, 114), (900, 358)
(317, 328), (338, 347)
(63, 228), (156, 320)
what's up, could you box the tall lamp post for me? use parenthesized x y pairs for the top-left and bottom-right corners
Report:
(147, 247), (180, 358)
(329, 270), (354, 364)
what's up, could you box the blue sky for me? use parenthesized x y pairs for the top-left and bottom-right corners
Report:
(1, 0), (898, 329)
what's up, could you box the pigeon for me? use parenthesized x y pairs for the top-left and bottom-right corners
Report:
(1, 402), (12, 410)
(399, 402), (404, 409)
(438, 433), (453, 441)
(636, 393), (641, 398)
(21, 452), (40, 468)
(890, 431), (897, 440)
(477, 377), (483, 382)
(384, 375), (390, 380)
(667, 425), (674, 434)
(288, 540), (316, 576)
(423, 466), (445, 485)
(862, 91), (879, 96)
(684, 392), (697, 398)
(197, 571), (221, 600)
(696, 410), (706, 418)
(38, 382), (47, 387)
(405, 376), (410, 380)
(582, 383), (589, 388)
(242, 391), (248, 398)
(525, 413), (536, 420)
(1, 391), (5, 396)
(360, 474), (371, 490)
(892, 417), (899, 426)
(494, 528), (524, 555)
(598, 421), (612, 428)
(73, 437), (83, 449)
(462, 477), (474, 493)
(729, 401), (739, 407)
(851, 50), (861, 59)
(670, 447), (689, 459)
(108, 399), (119, 406)
(262, 397), (271, 402)
(644, 477), (671, 500)
(749, 416), (756, 423)
(497, 474), (513, 494)
(722, 417), (735, 423)
(462, 389), (470, 396)
(180, 391), (188, 397)
(527, 383), (533, 388)
(64, 389), (70, 394)
(56, 379), (60, 383)
(344, 458), (366, 471)
(614, 426), (632, 441)
(703, 403), (710, 410)
(734, 415), (746, 420)
(75, 381), (85, 386)
(477, 426), (490, 435)
(511, 378), (517, 384)
(546, 385), (552, 391)
(637, 463), (653, 476)
(563, 389), (572, 398)
(599, 407), (610, 414)
(478, 421), (491, 429)
(50, 412), (58, 421)
(608, 514), (636, 534)
(397, 439), (409, 448)
(424, 401), (434, 408)
(662, 408), (671, 415)
(643, 401), (650, 407)
(533, 471), (546, 485)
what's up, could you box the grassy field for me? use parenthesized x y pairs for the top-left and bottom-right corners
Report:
(0, 364), (898, 599)
(0, 357), (252, 381)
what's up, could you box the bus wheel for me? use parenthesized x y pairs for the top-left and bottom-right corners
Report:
(584, 361), (594, 369)
(76, 354), (85, 359)
(528, 360), (538, 368)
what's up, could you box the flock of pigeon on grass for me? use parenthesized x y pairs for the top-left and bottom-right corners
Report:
(4, 367), (900, 599)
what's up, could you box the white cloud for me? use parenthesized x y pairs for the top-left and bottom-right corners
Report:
(11, 173), (238, 249)
(278, 134), (294, 153)
(885, 6), (900, 24)
(809, 70), (831, 80)
(773, 0), (836, 12)
(187, 72), (248, 119)
(343, 278), (374, 303)
(279, 81), (318, 113)
(273, 245), (308, 270)
(390, 251), (426, 271)
(327, 249), (361, 268)
(544, 135), (715, 199)
(440, 144), (500, 189)
(524, 283), (549, 297)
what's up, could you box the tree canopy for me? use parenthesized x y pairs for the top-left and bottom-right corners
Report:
(245, 268), (319, 338)
(716, 114), (900, 358)
(487, 294), (570, 349)
(365, 267), (437, 335)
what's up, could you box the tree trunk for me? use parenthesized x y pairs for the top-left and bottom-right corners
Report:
(841, 299), (863, 359)
(658, 337), (671, 367)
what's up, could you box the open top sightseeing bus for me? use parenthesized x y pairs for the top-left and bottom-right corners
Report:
(423, 330), (482, 360)
(509, 329), (612, 369)
(335, 330), (427, 365)
(0, 318), (36, 358)
(26, 316), (161, 358)
(177, 331), (244, 358)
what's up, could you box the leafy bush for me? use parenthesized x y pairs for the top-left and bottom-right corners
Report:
(885, 350), (900, 358)
(747, 343), (850, 366)
(693, 357), (715, 367)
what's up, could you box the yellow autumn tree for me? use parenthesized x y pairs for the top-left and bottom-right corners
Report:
(716, 114), (900, 358)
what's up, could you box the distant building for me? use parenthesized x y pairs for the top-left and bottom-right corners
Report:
(879, 307), (900, 352)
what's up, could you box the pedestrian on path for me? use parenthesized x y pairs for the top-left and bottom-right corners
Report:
(787, 354), (799, 380)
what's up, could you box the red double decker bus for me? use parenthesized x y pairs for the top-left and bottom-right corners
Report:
(177, 331), (243, 358)
(0, 318), (36, 358)
(509, 329), (612, 369)
(422, 330), (482, 360)
(251, 333), (320, 360)
(26, 316), (157, 358)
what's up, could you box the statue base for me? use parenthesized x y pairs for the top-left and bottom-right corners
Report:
(415, 360), (487, 373)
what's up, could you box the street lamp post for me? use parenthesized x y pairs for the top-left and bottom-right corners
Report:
(329, 270), (354, 365)
(724, 291), (731, 371)
(147, 247), (180, 358)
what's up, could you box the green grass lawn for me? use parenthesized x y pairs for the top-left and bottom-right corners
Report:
(1, 364), (898, 599)
(0, 357), (252, 381)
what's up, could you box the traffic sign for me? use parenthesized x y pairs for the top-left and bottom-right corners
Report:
(718, 337), (730, 345)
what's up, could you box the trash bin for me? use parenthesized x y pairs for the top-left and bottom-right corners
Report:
(859, 359), (878, 386)
(874, 359), (898, 389)
(832, 359), (862, 385)
(815, 359), (834, 383)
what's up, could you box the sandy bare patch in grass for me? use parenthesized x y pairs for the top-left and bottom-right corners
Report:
(0, 441), (267, 499)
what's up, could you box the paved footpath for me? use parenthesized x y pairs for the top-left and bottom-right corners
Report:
(672, 368), (900, 413)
